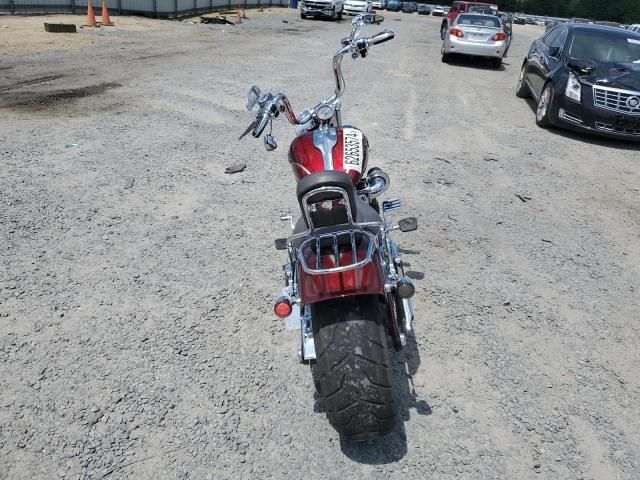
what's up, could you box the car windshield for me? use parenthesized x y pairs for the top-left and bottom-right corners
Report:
(568, 31), (640, 63)
(457, 14), (500, 28)
(468, 5), (496, 15)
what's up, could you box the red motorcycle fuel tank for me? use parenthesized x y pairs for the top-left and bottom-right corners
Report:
(288, 127), (369, 184)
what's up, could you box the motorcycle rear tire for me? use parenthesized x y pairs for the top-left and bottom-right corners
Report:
(310, 295), (396, 440)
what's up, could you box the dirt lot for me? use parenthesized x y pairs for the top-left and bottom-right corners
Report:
(1, 9), (640, 480)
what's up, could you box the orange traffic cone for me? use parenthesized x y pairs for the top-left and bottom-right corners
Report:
(101, 0), (114, 26)
(86, 0), (97, 27)
(236, 2), (242, 24)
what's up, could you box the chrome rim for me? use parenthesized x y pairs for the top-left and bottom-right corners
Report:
(537, 87), (550, 121)
(517, 67), (525, 91)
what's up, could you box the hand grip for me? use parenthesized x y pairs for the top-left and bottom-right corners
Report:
(370, 30), (394, 45)
(252, 110), (271, 138)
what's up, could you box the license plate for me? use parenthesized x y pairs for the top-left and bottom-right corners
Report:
(615, 115), (640, 129)
(342, 128), (363, 173)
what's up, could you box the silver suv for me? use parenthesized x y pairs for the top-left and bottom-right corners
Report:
(300, 0), (345, 19)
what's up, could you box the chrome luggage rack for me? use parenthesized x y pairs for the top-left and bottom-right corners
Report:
(297, 228), (378, 275)
(291, 184), (383, 275)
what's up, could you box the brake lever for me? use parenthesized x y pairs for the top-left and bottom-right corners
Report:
(239, 120), (258, 140)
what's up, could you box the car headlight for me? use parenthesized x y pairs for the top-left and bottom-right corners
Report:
(565, 73), (582, 103)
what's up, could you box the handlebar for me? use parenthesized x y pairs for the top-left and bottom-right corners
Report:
(243, 14), (395, 139)
(253, 109), (271, 138)
(369, 30), (394, 45)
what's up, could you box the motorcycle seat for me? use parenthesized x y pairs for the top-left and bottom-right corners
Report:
(297, 170), (382, 230)
(293, 195), (380, 235)
(296, 171), (358, 224)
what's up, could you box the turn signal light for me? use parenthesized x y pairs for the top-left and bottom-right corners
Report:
(449, 28), (464, 38)
(397, 278), (415, 299)
(492, 33), (507, 41)
(274, 297), (293, 318)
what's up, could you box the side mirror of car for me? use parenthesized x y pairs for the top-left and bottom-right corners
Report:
(549, 46), (561, 58)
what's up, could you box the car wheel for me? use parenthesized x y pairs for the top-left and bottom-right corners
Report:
(441, 43), (450, 63)
(515, 63), (531, 98)
(536, 82), (555, 128)
(337, 7), (342, 19)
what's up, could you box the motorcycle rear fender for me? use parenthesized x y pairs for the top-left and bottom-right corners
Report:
(298, 254), (384, 305)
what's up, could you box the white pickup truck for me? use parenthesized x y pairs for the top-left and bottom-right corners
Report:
(343, 0), (371, 15)
(300, 0), (344, 19)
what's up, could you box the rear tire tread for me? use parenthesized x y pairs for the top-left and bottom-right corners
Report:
(323, 373), (346, 399)
(363, 370), (393, 389)
(354, 352), (388, 368)
(315, 324), (338, 359)
(310, 295), (397, 439)
(316, 355), (350, 380)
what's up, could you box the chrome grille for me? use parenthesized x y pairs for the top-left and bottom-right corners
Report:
(297, 229), (376, 275)
(595, 122), (640, 136)
(301, 1), (331, 8)
(560, 108), (583, 124)
(593, 86), (640, 116)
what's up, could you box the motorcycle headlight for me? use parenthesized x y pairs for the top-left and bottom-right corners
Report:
(316, 104), (335, 122)
(565, 73), (582, 103)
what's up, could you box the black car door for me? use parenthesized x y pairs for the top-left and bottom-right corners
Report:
(527, 27), (561, 98)
(545, 28), (568, 79)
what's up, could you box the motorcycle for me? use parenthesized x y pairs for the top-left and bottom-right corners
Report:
(240, 13), (417, 440)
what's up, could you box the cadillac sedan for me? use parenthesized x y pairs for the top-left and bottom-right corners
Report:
(517, 23), (640, 140)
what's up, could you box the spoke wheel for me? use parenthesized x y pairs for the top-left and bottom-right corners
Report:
(515, 64), (531, 98)
(535, 83), (555, 128)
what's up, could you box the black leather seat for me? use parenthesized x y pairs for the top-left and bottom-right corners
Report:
(293, 196), (381, 236)
(296, 171), (358, 224)
(296, 171), (381, 231)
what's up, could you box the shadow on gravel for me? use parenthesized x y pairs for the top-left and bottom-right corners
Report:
(523, 98), (640, 151)
(405, 271), (425, 280)
(335, 333), (430, 465)
(0, 82), (122, 111)
(398, 247), (421, 255)
(444, 54), (507, 71)
(300, 17), (348, 23)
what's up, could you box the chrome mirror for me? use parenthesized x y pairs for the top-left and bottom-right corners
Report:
(363, 13), (384, 25)
(264, 133), (277, 151)
(246, 85), (261, 111)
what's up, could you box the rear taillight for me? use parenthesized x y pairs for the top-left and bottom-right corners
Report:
(449, 28), (464, 38)
(274, 297), (293, 318)
(491, 33), (507, 41)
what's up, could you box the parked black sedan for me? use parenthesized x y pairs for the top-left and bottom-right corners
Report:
(417, 4), (431, 15)
(402, 1), (417, 13)
(517, 23), (640, 140)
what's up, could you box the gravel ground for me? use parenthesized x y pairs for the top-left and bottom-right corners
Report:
(1, 9), (640, 480)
